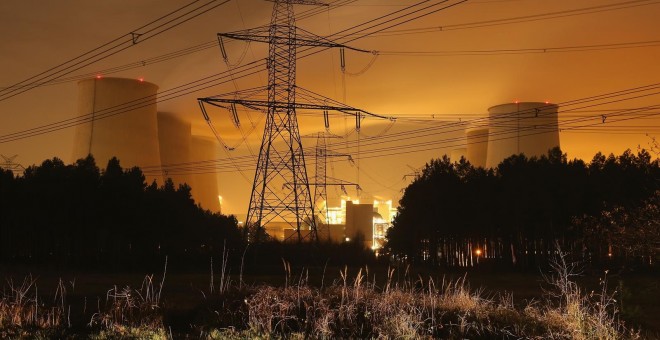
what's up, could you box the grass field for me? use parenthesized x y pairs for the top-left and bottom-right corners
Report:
(1, 257), (657, 339)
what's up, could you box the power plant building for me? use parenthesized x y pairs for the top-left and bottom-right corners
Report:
(283, 198), (396, 251)
(344, 201), (375, 248)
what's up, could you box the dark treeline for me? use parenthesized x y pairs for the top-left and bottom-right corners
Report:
(0, 155), (378, 271)
(386, 148), (659, 270)
(0, 155), (242, 271)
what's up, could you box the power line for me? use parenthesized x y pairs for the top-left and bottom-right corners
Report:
(153, 97), (660, 174)
(0, 0), (467, 143)
(0, 0), (231, 102)
(138, 90), (660, 176)
(359, 0), (660, 38)
(146, 86), (660, 169)
(0, 0), (358, 90)
(378, 40), (660, 56)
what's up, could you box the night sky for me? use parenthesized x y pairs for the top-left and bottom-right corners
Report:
(1, 0), (659, 216)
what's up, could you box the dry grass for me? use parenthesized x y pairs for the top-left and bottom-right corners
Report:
(537, 250), (641, 340)
(0, 254), (641, 339)
(240, 266), (519, 339)
(205, 258), (637, 339)
(0, 275), (68, 338)
(87, 259), (168, 338)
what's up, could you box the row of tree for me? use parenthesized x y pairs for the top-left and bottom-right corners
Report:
(386, 148), (659, 269)
(0, 155), (380, 271)
(0, 156), (242, 270)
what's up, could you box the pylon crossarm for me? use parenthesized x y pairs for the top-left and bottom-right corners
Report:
(200, 100), (230, 111)
(200, 97), (387, 120)
(306, 183), (359, 187)
(297, 26), (371, 53)
(324, 152), (351, 158)
(220, 26), (368, 51)
(336, 108), (390, 120)
(265, 0), (328, 6)
(202, 86), (269, 101)
(219, 31), (269, 44)
(296, 86), (395, 120)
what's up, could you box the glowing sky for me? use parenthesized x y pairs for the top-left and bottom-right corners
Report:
(1, 0), (659, 216)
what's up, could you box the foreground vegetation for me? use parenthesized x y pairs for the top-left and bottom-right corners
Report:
(0, 254), (644, 339)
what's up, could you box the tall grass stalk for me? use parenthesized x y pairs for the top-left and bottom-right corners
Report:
(542, 248), (638, 340)
(0, 275), (67, 336)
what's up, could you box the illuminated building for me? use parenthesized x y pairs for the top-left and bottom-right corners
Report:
(372, 199), (397, 251)
(286, 197), (397, 251)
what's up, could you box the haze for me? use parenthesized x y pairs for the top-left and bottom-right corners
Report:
(1, 0), (658, 216)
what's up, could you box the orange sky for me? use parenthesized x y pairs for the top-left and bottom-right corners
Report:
(1, 0), (659, 216)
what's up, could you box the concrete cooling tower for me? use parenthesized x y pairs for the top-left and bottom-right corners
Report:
(485, 102), (559, 168)
(465, 125), (489, 168)
(157, 112), (194, 190)
(450, 148), (467, 163)
(190, 136), (221, 212)
(72, 77), (162, 184)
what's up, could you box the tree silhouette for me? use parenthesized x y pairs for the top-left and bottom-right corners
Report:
(0, 155), (243, 270)
(386, 148), (659, 269)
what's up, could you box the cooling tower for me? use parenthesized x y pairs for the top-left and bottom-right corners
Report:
(485, 102), (559, 168)
(465, 126), (489, 168)
(72, 77), (162, 184)
(190, 136), (221, 212)
(157, 112), (194, 189)
(450, 148), (467, 163)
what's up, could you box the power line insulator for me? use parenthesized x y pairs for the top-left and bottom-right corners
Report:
(340, 47), (346, 72)
(230, 103), (240, 127)
(218, 35), (229, 62)
(130, 32), (143, 44)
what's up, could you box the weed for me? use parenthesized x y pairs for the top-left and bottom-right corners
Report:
(0, 275), (69, 338)
(539, 247), (639, 339)
(88, 258), (168, 337)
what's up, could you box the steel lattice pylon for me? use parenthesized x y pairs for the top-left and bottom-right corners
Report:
(313, 133), (329, 224)
(198, 0), (391, 242)
(248, 0), (316, 241)
(0, 154), (25, 177)
(305, 132), (356, 226)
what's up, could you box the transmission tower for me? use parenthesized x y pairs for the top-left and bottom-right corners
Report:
(198, 0), (391, 242)
(304, 132), (356, 225)
(0, 154), (25, 176)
